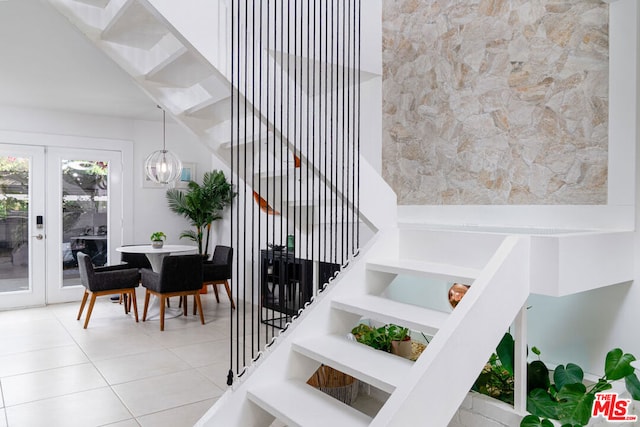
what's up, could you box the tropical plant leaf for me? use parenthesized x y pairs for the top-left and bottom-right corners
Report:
(497, 332), (515, 375)
(625, 372), (640, 400)
(605, 348), (636, 381)
(527, 388), (559, 419)
(520, 415), (554, 427)
(556, 383), (592, 426)
(528, 360), (550, 392)
(554, 363), (584, 391)
(589, 378), (612, 395)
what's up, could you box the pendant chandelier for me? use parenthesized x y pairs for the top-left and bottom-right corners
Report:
(144, 107), (182, 184)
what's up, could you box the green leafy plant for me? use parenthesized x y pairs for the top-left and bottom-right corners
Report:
(473, 333), (516, 405)
(522, 348), (640, 427)
(150, 231), (166, 242)
(351, 323), (410, 353)
(166, 170), (234, 257)
(386, 324), (410, 342)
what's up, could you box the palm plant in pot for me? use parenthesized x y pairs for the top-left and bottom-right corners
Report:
(166, 170), (234, 258)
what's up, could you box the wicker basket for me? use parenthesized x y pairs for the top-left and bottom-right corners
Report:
(307, 365), (359, 405)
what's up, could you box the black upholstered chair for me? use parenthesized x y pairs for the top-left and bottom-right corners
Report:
(141, 254), (204, 331)
(96, 245), (152, 308)
(76, 252), (140, 329)
(202, 245), (235, 310)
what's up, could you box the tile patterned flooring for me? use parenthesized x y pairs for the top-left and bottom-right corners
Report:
(0, 290), (236, 427)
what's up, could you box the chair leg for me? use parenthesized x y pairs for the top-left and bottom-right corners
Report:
(142, 290), (151, 321)
(123, 293), (129, 315)
(130, 289), (139, 322)
(224, 280), (236, 310)
(77, 290), (89, 321)
(211, 283), (220, 303)
(159, 295), (166, 331)
(83, 293), (97, 329)
(193, 295), (197, 316)
(195, 293), (205, 325)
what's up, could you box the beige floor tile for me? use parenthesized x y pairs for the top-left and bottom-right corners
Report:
(196, 361), (234, 392)
(5, 387), (132, 427)
(71, 329), (165, 361)
(0, 345), (88, 378)
(137, 398), (216, 427)
(112, 369), (223, 417)
(169, 340), (231, 368)
(1, 363), (107, 406)
(93, 349), (188, 385)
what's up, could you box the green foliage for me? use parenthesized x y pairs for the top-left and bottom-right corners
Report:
(472, 332), (515, 404)
(473, 352), (515, 404)
(150, 231), (166, 242)
(351, 323), (410, 353)
(522, 348), (639, 427)
(166, 170), (234, 256)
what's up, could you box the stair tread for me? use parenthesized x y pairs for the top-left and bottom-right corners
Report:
(332, 294), (448, 336)
(293, 334), (413, 393)
(248, 379), (371, 427)
(367, 258), (480, 282)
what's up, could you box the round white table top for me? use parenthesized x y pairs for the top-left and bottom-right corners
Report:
(115, 244), (197, 255)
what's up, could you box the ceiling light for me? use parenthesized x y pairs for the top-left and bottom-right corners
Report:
(144, 107), (182, 184)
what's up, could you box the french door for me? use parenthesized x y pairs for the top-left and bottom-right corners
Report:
(0, 144), (124, 309)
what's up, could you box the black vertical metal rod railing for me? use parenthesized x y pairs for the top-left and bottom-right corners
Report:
(230, 0), (361, 383)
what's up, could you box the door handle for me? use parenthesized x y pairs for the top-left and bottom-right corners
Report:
(32, 234), (44, 240)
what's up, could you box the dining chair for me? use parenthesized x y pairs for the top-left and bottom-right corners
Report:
(202, 245), (235, 310)
(96, 244), (152, 309)
(76, 252), (140, 329)
(140, 254), (204, 331)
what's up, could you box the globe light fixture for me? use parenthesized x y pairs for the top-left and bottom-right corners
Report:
(144, 108), (182, 184)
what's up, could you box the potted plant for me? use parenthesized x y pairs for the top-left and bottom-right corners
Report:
(351, 323), (414, 359)
(150, 231), (166, 249)
(166, 170), (234, 258)
(387, 324), (412, 359)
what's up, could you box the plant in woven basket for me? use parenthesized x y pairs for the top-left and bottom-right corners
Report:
(307, 365), (359, 406)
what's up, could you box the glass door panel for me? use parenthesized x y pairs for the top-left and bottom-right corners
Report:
(46, 148), (122, 304)
(0, 145), (46, 309)
(61, 160), (109, 288)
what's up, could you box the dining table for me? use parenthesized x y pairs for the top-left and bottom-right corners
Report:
(116, 244), (198, 320)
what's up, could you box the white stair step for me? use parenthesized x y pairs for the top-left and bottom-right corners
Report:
(184, 96), (231, 121)
(332, 294), (448, 336)
(292, 334), (412, 393)
(367, 258), (480, 283)
(146, 49), (213, 88)
(101, 0), (168, 49)
(247, 379), (371, 427)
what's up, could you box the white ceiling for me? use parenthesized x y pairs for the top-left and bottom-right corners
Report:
(0, 0), (159, 121)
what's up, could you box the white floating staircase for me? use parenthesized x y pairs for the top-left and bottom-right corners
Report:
(46, 1), (636, 426)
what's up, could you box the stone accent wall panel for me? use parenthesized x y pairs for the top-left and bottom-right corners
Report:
(382, 0), (609, 205)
